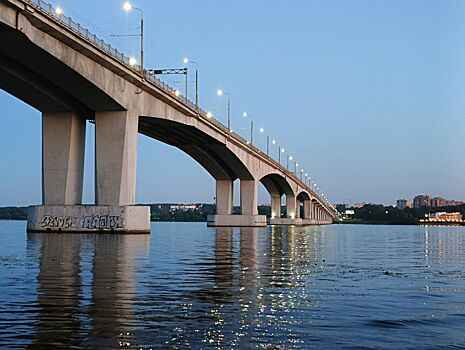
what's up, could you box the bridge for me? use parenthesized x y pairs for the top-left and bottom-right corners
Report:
(0, 0), (337, 233)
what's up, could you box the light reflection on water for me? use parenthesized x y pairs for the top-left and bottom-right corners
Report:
(0, 222), (464, 349)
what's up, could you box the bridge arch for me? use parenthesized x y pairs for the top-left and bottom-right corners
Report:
(259, 173), (296, 219)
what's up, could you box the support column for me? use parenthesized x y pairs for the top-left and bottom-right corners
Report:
(286, 195), (297, 219)
(240, 180), (258, 215)
(216, 180), (233, 215)
(42, 112), (86, 205)
(270, 194), (302, 225)
(207, 179), (265, 227)
(295, 199), (301, 219)
(303, 199), (311, 219)
(95, 111), (138, 206)
(270, 195), (281, 219)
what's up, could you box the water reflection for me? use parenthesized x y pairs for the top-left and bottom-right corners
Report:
(7, 223), (462, 349)
(27, 234), (83, 349)
(27, 233), (149, 349)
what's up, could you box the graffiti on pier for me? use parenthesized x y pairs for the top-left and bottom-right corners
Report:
(39, 214), (124, 230)
(41, 216), (75, 229)
(82, 215), (124, 230)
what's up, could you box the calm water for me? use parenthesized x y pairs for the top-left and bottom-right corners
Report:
(0, 221), (464, 349)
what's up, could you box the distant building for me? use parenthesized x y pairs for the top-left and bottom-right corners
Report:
(396, 199), (412, 210)
(352, 202), (366, 208)
(170, 204), (200, 211)
(431, 197), (446, 208)
(414, 195), (431, 208)
(343, 209), (355, 220)
(423, 212), (462, 222)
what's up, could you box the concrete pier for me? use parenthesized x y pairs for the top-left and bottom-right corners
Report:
(27, 205), (150, 233)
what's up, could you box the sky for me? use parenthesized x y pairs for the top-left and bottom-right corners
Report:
(1, 0), (465, 207)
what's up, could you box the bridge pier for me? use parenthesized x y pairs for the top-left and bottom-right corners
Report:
(207, 179), (266, 227)
(41, 112), (86, 205)
(27, 111), (150, 234)
(269, 195), (302, 225)
(270, 195), (281, 219)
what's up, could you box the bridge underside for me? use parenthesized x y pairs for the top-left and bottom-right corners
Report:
(0, 23), (122, 115)
(139, 117), (253, 181)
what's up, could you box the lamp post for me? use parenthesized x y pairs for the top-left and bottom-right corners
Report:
(294, 162), (298, 174)
(287, 155), (293, 170)
(183, 58), (199, 110)
(243, 112), (254, 144)
(123, 2), (144, 72)
(217, 89), (231, 131)
(279, 147), (284, 165)
(300, 168), (304, 180)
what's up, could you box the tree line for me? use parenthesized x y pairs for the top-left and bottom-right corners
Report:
(336, 203), (465, 225)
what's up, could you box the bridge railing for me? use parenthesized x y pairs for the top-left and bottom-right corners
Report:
(24, 0), (336, 215)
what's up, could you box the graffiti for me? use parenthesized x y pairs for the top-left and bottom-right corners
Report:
(40, 216), (75, 229)
(82, 215), (123, 230)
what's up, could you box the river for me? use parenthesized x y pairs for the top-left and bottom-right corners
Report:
(0, 221), (464, 349)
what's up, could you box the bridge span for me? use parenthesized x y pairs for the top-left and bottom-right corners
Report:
(0, 0), (337, 233)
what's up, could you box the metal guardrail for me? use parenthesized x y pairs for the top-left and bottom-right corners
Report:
(23, 0), (336, 215)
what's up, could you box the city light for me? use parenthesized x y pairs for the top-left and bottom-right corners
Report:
(243, 112), (247, 117)
(289, 156), (293, 160)
(259, 127), (264, 133)
(217, 89), (223, 96)
(272, 139), (276, 144)
(123, 2), (132, 11)
(183, 57), (189, 64)
(129, 57), (137, 66)
(281, 148), (285, 153)
(55, 7), (63, 15)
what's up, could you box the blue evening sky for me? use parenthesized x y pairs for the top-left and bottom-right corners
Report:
(1, 0), (465, 206)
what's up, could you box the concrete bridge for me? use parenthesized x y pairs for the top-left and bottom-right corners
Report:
(0, 0), (337, 233)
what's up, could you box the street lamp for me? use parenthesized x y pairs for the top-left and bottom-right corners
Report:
(123, 2), (144, 72)
(278, 147), (284, 165)
(183, 57), (199, 110)
(217, 89), (231, 131)
(243, 112), (254, 145)
(294, 162), (299, 173)
(55, 7), (63, 15)
(287, 155), (293, 170)
(258, 127), (269, 155)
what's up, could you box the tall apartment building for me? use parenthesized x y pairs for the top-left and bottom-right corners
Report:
(413, 195), (431, 208)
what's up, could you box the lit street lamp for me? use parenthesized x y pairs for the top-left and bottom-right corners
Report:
(123, 2), (144, 72)
(183, 58), (199, 110)
(287, 155), (293, 170)
(217, 89), (231, 131)
(243, 112), (254, 145)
